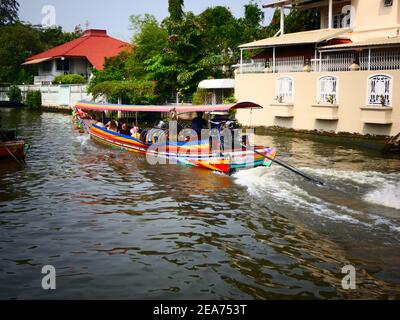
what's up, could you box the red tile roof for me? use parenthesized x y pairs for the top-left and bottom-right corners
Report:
(24, 29), (130, 70)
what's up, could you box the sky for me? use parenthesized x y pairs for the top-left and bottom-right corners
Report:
(18, 0), (274, 42)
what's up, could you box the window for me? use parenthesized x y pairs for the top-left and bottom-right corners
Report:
(41, 61), (52, 73)
(367, 75), (392, 106)
(318, 76), (338, 104)
(384, 0), (393, 7)
(56, 58), (70, 71)
(276, 77), (293, 103)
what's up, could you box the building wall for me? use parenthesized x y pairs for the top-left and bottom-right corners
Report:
(70, 58), (89, 77)
(235, 70), (400, 136)
(351, 0), (400, 40)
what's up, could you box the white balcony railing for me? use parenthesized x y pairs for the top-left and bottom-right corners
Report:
(237, 49), (400, 74)
(269, 56), (305, 73)
(360, 49), (400, 71)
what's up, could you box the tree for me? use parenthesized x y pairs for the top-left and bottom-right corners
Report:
(168, 0), (184, 22)
(0, 0), (19, 25)
(0, 23), (42, 84)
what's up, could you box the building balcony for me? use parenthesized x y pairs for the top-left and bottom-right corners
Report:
(236, 49), (400, 74)
(360, 106), (392, 124)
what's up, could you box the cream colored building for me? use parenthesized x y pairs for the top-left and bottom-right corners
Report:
(235, 0), (400, 136)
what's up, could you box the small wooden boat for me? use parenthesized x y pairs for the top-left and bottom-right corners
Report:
(74, 100), (277, 174)
(0, 140), (26, 159)
(0, 128), (27, 164)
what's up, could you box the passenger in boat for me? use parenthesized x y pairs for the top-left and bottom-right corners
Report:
(120, 123), (130, 135)
(191, 112), (208, 139)
(108, 120), (118, 132)
(95, 116), (105, 128)
(117, 118), (123, 133)
(130, 126), (141, 139)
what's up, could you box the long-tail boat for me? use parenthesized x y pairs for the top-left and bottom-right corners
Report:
(73, 100), (277, 174)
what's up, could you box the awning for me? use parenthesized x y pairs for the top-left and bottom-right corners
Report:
(174, 102), (262, 113)
(262, 0), (322, 8)
(75, 101), (173, 113)
(75, 100), (262, 113)
(239, 28), (350, 49)
(319, 37), (400, 51)
(22, 57), (53, 65)
(198, 79), (235, 89)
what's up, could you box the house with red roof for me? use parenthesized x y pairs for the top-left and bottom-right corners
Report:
(23, 29), (130, 85)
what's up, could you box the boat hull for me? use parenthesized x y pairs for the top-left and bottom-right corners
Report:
(0, 140), (26, 159)
(88, 125), (276, 173)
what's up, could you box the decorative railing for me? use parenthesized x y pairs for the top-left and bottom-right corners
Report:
(237, 49), (400, 73)
(360, 49), (400, 71)
(269, 56), (305, 73)
(320, 53), (355, 72)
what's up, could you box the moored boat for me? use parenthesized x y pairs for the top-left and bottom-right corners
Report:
(0, 128), (28, 165)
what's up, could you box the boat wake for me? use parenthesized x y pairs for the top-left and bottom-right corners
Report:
(233, 166), (400, 233)
(75, 134), (91, 147)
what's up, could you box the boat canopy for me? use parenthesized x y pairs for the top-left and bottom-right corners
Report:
(75, 100), (262, 113)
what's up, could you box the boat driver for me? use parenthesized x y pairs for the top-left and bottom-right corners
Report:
(191, 112), (208, 140)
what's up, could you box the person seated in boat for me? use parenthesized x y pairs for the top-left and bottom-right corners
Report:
(95, 116), (105, 128)
(191, 112), (208, 140)
(107, 120), (118, 132)
(130, 126), (141, 140)
(119, 123), (130, 135)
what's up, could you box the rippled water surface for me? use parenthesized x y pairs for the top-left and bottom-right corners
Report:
(1, 109), (400, 299)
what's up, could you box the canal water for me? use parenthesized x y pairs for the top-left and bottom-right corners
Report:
(0, 108), (399, 299)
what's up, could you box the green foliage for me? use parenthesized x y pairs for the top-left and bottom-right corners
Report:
(168, 0), (184, 22)
(88, 80), (157, 104)
(25, 91), (42, 109)
(0, 0), (19, 25)
(54, 74), (86, 84)
(6, 85), (22, 103)
(192, 88), (207, 105)
(223, 96), (237, 104)
(88, 0), (322, 104)
(38, 26), (83, 50)
(0, 23), (42, 84)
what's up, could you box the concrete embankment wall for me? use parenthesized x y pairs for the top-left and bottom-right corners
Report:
(0, 84), (93, 110)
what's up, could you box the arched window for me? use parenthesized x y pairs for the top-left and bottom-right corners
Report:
(318, 76), (338, 104)
(368, 75), (392, 106)
(276, 77), (293, 103)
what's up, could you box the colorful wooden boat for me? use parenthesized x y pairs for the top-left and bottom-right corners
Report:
(74, 100), (277, 174)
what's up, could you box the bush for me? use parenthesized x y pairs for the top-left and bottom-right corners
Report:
(223, 96), (237, 104)
(25, 91), (42, 109)
(192, 88), (207, 105)
(54, 74), (86, 84)
(7, 85), (22, 103)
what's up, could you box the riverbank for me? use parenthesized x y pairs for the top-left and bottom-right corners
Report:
(250, 126), (397, 153)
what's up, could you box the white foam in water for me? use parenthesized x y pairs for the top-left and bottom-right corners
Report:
(233, 166), (400, 232)
(76, 135), (90, 146)
(364, 183), (400, 210)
